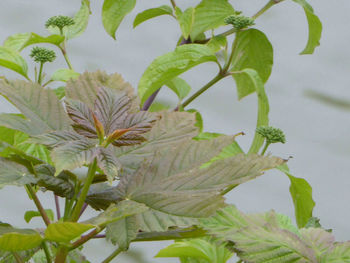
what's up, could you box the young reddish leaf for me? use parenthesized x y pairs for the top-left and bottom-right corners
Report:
(92, 112), (105, 141)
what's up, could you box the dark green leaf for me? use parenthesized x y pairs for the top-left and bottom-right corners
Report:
(0, 46), (28, 78)
(3, 33), (64, 52)
(102, 0), (136, 39)
(133, 5), (173, 28)
(278, 164), (315, 228)
(231, 29), (273, 99)
(138, 44), (217, 105)
(292, 0), (322, 54)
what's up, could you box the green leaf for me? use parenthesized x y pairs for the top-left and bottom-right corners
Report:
(51, 69), (80, 82)
(48, 0), (91, 39)
(138, 44), (217, 105)
(106, 216), (139, 250)
(323, 242), (350, 263)
(45, 222), (94, 243)
(51, 138), (98, 175)
(0, 113), (38, 135)
(156, 238), (233, 263)
(300, 228), (334, 261)
(165, 77), (191, 101)
(200, 206), (318, 263)
(116, 150), (283, 218)
(0, 157), (36, 187)
(176, 7), (195, 39)
(34, 164), (75, 198)
(292, 0), (322, 54)
(277, 164), (315, 228)
(232, 69), (269, 154)
(0, 226), (42, 251)
(3, 33), (64, 52)
(96, 147), (120, 183)
(102, 0), (136, 39)
(187, 109), (203, 133)
(191, 0), (235, 40)
(206, 35), (227, 53)
(86, 200), (148, 227)
(24, 210), (54, 223)
(231, 29), (273, 99)
(0, 80), (72, 135)
(133, 5), (173, 28)
(0, 46), (28, 78)
(53, 87), (66, 100)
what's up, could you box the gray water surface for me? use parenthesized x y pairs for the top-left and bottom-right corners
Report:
(0, 1), (349, 262)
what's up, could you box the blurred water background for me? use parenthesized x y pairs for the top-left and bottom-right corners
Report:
(0, 0), (350, 262)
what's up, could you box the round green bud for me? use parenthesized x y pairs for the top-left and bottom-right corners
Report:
(45, 15), (75, 30)
(30, 47), (56, 63)
(256, 126), (286, 144)
(224, 15), (255, 30)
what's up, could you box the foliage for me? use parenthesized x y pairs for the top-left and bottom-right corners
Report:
(0, 0), (330, 262)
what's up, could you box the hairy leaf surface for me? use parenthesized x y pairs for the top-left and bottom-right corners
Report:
(0, 80), (71, 135)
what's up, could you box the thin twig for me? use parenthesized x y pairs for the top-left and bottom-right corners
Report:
(102, 247), (123, 263)
(79, 203), (88, 218)
(26, 185), (51, 226)
(54, 194), (61, 220)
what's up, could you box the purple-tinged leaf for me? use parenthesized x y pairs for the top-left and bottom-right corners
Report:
(65, 99), (96, 138)
(96, 147), (120, 182)
(32, 131), (86, 148)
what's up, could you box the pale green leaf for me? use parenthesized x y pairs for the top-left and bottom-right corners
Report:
(0, 226), (42, 251)
(322, 242), (350, 263)
(66, 71), (137, 109)
(292, 0), (322, 54)
(0, 113), (42, 136)
(48, 0), (91, 39)
(278, 164), (315, 228)
(45, 222), (94, 243)
(3, 33), (64, 52)
(176, 7), (195, 39)
(133, 5), (173, 28)
(96, 147), (120, 183)
(300, 228), (334, 261)
(191, 0), (235, 40)
(233, 69), (269, 154)
(0, 80), (72, 135)
(102, 0), (136, 39)
(231, 29), (273, 99)
(0, 157), (36, 187)
(53, 86), (65, 100)
(165, 77), (191, 101)
(51, 69), (80, 82)
(0, 46), (28, 78)
(106, 217), (139, 250)
(24, 209), (54, 223)
(156, 238), (233, 263)
(138, 44), (217, 105)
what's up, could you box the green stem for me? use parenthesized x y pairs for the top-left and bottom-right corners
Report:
(102, 247), (123, 263)
(222, 31), (240, 73)
(12, 252), (24, 263)
(54, 246), (69, 263)
(59, 46), (74, 70)
(261, 141), (270, 155)
(181, 73), (226, 108)
(42, 241), (52, 263)
(70, 159), (97, 222)
(38, 62), (44, 85)
(170, 0), (176, 8)
(252, 0), (284, 19)
(25, 185), (51, 226)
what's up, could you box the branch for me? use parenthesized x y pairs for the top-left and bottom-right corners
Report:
(102, 247), (123, 263)
(26, 185), (51, 226)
